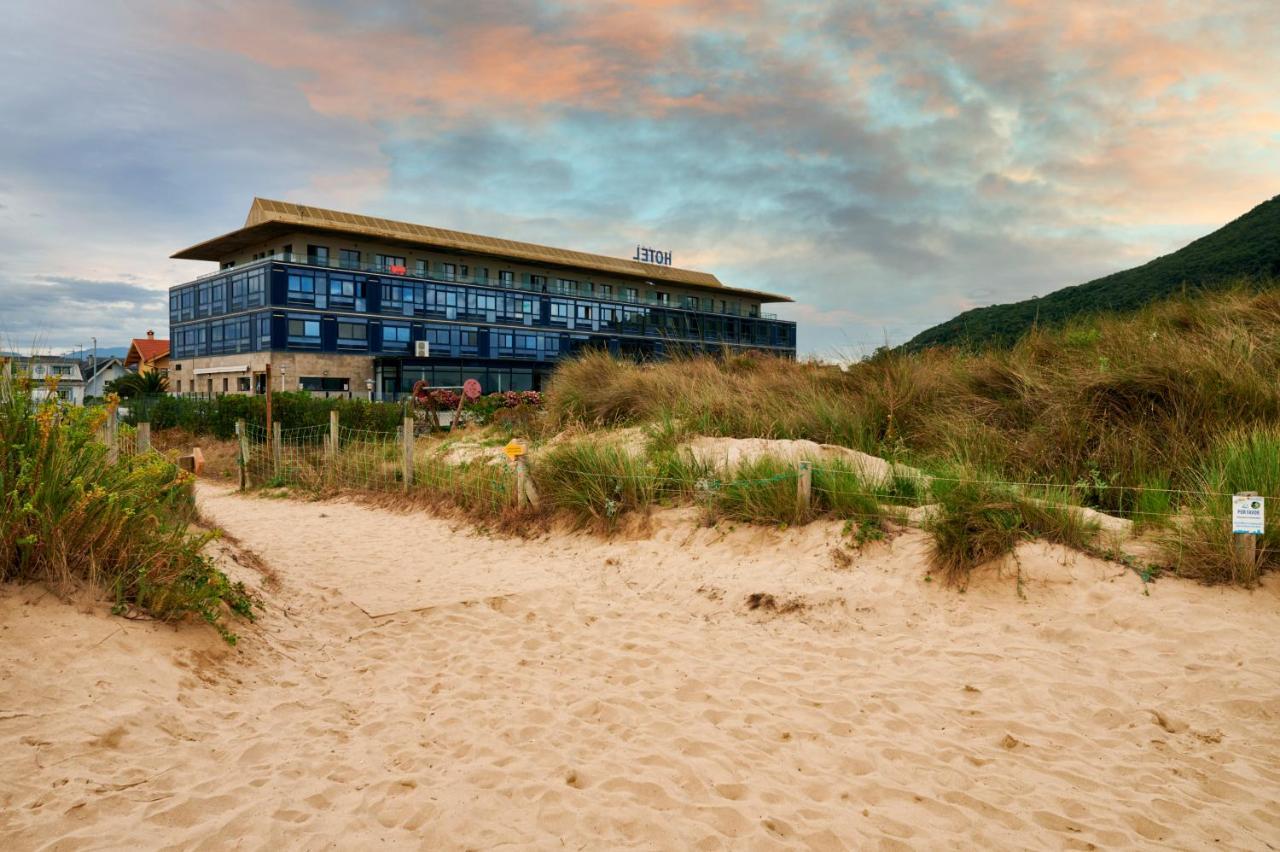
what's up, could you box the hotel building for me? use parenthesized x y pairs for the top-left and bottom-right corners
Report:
(168, 199), (796, 399)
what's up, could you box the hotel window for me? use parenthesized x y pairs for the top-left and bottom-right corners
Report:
(458, 264), (469, 280)
(549, 300), (570, 323)
(554, 278), (577, 295)
(441, 262), (457, 281)
(376, 254), (406, 272)
(681, 295), (699, 310)
(382, 322), (411, 351)
(337, 320), (368, 348)
(230, 273), (246, 310)
(598, 284), (612, 298)
(287, 272), (317, 304)
(257, 313), (272, 348)
(575, 304), (593, 321)
(424, 326), (452, 348)
(415, 259), (428, 276)
(238, 376), (251, 392)
(339, 249), (361, 269)
(328, 275), (360, 308)
(623, 287), (638, 302)
(307, 245), (329, 266)
(287, 316), (321, 346)
(474, 267), (489, 285)
(580, 282), (594, 295)
(530, 274), (547, 292)
(655, 291), (669, 305)
(498, 270), (514, 288)
(247, 270), (265, 306)
(459, 329), (478, 349)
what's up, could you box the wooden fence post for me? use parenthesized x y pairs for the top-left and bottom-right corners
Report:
(105, 411), (118, 464)
(328, 409), (339, 460)
(796, 460), (812, 521)
(272, 421), (282, 481)
(517, 456), (539, 509)
(235, 419), (248, 491)
(136, 421), (150, 454)
(1233, 490), (1260, 585)
(402, 416), (414, 490)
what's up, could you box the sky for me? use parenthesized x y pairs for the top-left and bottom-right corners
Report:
(1, 0), (1278, 358)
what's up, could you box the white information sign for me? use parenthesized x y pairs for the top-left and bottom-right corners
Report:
(1232, 494), (1265, 535)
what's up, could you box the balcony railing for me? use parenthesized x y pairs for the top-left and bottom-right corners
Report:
(198, 253), (788, 323)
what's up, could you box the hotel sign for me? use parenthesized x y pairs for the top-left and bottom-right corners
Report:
(633, 245), (672, 266)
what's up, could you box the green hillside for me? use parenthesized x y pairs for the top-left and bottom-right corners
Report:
(904, 193), (1280, 350)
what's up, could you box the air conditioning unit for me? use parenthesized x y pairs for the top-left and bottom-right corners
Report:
(414, 341), (429, 357)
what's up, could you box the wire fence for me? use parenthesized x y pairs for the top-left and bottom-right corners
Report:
(221, 418), (1262, 527)
(94, 408), (1268, 566)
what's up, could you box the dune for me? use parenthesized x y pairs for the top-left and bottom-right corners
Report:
(3, 482), (1280, 849)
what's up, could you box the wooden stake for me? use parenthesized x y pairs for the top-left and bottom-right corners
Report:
(105, 411), (118, 464)
(451, 391), (466, 432)
(796, 460), (812, 521)
(136, 421), (150, 453)
(236, 418), (248, 490)
(328, 409), (339, 460)
(272, 421), (282, 480)
(1233, 490), (1260, 585)
(264, 362), (273, 458)
(402, 416), (415, 490)
(517, 457), (539, 509)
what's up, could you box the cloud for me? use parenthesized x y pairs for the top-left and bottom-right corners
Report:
(0, 276), (168, 351)
(1, 0), (1278, 358)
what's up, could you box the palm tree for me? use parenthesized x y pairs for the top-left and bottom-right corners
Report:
(106, 371), (169, 398)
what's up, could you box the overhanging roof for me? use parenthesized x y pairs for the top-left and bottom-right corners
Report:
(171, 198), (792, 303)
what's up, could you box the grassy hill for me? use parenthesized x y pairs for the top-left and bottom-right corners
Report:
(904, 194), (1280, 350)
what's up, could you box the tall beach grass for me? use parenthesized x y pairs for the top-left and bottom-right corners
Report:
(0, 373), (254, 643)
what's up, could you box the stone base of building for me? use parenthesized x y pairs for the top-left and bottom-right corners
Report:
(169, 352), (375, 399)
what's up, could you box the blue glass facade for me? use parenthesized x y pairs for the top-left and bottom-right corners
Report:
(169, 258), (796, 394)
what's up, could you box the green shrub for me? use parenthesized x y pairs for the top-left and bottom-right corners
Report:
(126, 392), (405, 438)
(1, 375), (255, 643)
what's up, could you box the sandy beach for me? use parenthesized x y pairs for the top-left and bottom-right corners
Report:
(3, 482), (1280, 850)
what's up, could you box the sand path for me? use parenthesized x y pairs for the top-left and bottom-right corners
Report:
(3, 483), (1280, 850)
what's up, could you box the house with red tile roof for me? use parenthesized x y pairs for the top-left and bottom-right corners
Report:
(125, 330), (170, 375)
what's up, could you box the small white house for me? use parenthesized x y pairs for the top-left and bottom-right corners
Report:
(83, 357), (129, 400)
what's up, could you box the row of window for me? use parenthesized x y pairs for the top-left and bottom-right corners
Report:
(173, 307), (793, 358)
(171, 268), (267, 322)
(173, 312), (273, 358)
(198, 256), (762, 318)
(267, 270), (786, 343)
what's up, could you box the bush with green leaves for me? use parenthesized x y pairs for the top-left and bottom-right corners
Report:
(1, 374), (255, 644)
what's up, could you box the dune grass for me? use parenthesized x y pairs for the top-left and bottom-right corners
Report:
(0, 374), (255, 643)
(926, 477), (1100, 587)
(542, 288), (1280, 583)
(1159, 427), (1280, 586)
